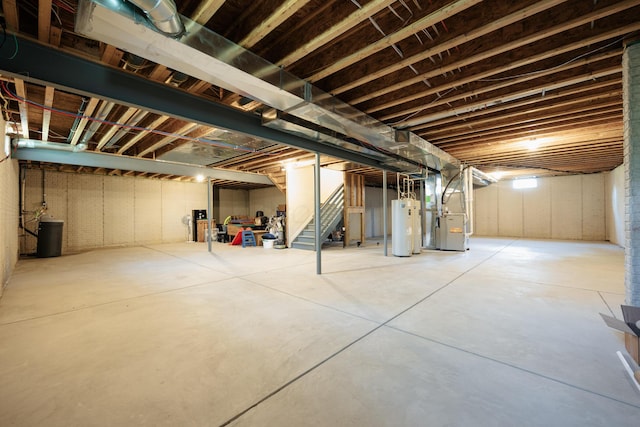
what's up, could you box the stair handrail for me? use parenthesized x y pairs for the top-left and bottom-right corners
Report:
(290, 184), (345, 246)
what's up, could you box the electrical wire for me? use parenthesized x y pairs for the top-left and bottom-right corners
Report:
(53, 0), (75, 14)
(387, 33), (634, 127)
(387, 87), (456, 126)
(0, 81), (269, 155)
(478, 34), (631, 83)
(441, 165), (471, 206)
(0, 32), (19, 60)
(51, 6), (63, 27)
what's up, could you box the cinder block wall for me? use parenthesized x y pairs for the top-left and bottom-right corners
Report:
(474, 174), (606, 240)
(22, 170), (207, 254)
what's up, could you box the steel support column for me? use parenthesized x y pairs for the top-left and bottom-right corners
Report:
(207, 178), (213, 253)
(383, 170), (388, 257)
(315, 152), (322, 274)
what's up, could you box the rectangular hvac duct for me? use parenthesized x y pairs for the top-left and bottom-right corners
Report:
(75, 0), (460, 173)
(13, 144), (273, 185)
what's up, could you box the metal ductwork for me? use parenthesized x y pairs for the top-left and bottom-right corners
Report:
(12, 141), (273, 185)
(471, 167), (498, 188)
(14, 139), (88, 152)
(127, 0), (184, 37)
(80, 101), (114, 145)
(75, 0), (463, 174)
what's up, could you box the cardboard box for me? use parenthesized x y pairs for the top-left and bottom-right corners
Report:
(277, 204), (286, 212)
(600, 305), (640, 364)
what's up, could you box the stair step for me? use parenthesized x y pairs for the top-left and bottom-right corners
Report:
(291, 241), (315, 250)
(292, 184), (345, 250)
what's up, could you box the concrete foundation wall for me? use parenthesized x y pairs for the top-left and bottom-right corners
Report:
(22, 170), (208, 253)
(218, 188), (249, 222)
(474, 174), (606, 240)
(0, 155), (19, 298)
(605, 165), (625, 247)
(249, 187), (285, 218)
(364, 186), (394, 238)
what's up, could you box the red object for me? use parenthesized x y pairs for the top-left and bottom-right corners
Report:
(229, 228), (245, 245)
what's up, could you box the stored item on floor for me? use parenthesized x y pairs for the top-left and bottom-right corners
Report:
(262, 233), (276, 249)
(241, 230), (256, 247)
(616, 351), (640, 392)
(196, 219), (215, 242)
(192, 209), (207, 241)
(600, 305), (640, 364)
(37, 216), (64, 258)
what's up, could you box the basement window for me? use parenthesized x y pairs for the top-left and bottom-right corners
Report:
(512, 178), (538, 189)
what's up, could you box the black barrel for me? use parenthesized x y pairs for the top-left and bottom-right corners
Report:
(37, 219), (64, 257)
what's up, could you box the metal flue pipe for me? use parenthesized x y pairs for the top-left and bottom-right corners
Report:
(127, 0), (185, 37)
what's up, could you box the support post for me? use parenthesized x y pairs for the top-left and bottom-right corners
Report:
(383, 170), (388, 257)
(624, 39), (640, 306)
(207, 178), (213, 253)
(315, 153), (322, 274)
(420, 173), (426, 249)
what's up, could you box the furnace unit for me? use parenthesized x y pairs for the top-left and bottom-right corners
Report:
(436, 213), (468, 251)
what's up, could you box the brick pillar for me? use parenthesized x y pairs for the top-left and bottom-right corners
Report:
(624, 40), (640, 306)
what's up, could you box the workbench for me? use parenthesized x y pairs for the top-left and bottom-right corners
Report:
(226, 224), (267, 245)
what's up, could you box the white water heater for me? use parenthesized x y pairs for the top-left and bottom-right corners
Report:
(392, 199), (412, 257)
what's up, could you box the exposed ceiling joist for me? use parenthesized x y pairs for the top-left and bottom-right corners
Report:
(349, 4), (640, 106)
(240, 0), (311, 48)
(137, 123), (199, 157)
(1, 0), (633, 182)
(2, 0), (19, 31)
(190, 0), (227, 25)
(412, 81), (622, 132)
(38, 0), (52, 42)
(308, 0), (483, 82)
(403, 65), (621, 127)
(332, 0), (567, 95)
(13, 79), (29, 138)
(96, 107), (138, 150)
(379, 50), (621, 121)
(41, 86), (54, 141)
(117, 115), (171, 154)
(69, 97), (100, 146)
(278, 0), (397, 67)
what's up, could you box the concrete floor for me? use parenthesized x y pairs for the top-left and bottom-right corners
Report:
(0, 237), (639, 426)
